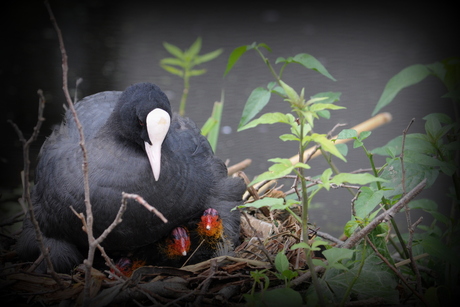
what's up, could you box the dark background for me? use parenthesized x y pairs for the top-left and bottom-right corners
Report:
(2, 1), (458, 235)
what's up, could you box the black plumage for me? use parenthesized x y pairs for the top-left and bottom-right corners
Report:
(16, 82), (245, 273)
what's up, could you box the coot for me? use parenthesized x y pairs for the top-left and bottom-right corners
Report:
(17, 82), (245, 273)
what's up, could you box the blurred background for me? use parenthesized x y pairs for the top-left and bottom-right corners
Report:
(2, 1), (458, 235)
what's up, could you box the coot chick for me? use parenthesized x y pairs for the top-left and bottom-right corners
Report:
(16, 82), (245, 273)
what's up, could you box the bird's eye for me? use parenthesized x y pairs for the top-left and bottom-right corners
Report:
(138, 119), (144, 126)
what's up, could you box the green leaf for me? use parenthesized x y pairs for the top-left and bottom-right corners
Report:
(163, 41), (184, 59)
(238, 87), (272, 129)
(224, 45), (249, 77)
(379, 157), (437, 198)
(372, 64), (432, 115)
(249, 158), (295, 186)
(292, 53), (336, 81)
(331, 173), (387, 185)
(240, 197), (284, 209)
(311, 133), (347, 161)
(188, 69), (207, 77)
(185, 37), (202, 58)
(421, 235), (459, 267)
(320, 168), (333, 191)
(310, 91), (342, 103)
(201, 117), (217, 136)
(309, 103), (345, 112)
(279, 80), (300, 102)
(160, 57), (184, 67)
(355, 187), (384, 218)
(194, 48), (223, 65)
(336, 143), (349, 157)
(275, 252), (290, 273)
(336, 129), (358, 140)
(323, 254), (399, 304)
(291, 242), (310, 250)
(322, 247), (355, 270)
(160, 64), (184, 77)
(408, 199), (438, 211)
(205, 101), (223, 152)
(239, 112), (293, 131)
(279, 134), (299, 142)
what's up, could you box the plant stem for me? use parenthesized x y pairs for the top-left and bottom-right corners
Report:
(296, 116), (325, 306)
(255, 47), (280, 83)
(179, 74), (190, 117)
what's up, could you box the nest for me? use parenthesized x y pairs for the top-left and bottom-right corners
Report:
(0, 179), (331, 306)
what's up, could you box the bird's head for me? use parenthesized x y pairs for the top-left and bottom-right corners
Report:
(166, 226), (191, 258)
(197, 208), (223, 241)
(117, 83), (172, 181)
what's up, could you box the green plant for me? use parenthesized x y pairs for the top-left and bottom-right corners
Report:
(226, 42), (459, 306)
(160, 37), (222, 117)
(225, 43), (387, 305)
(160, 37), (224, 151)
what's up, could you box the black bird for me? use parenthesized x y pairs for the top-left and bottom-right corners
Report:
(16, 82), (245, 273)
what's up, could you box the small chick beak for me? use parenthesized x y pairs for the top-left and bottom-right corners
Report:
(145, 109), (171, 181)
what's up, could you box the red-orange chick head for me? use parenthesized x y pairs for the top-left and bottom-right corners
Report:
(166, 226), (191, 258)
(110, 257), (146, 278)
(197, 208), (223, 241)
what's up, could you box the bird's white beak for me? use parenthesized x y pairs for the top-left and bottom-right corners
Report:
(145, 109), (171, 181)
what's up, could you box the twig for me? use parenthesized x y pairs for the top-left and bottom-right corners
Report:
(8, 90), (66, 288)
(241, 212), (274, 267)
(401, 118), (415, 196)
(193, 259), (218, 306)
(341, 179), (427, 249)
(44, 2), (95, 304)
(121, 193), (168, 223)
(406, 216), (424, 295)
(289, 112), (392, 164)
(228, 159), (252, 176)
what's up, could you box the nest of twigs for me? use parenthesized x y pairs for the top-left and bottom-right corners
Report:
(0, 176), (334, 307)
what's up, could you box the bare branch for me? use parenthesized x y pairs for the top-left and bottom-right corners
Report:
(341, 179), (427, 249)
(121, 193), (168, 223)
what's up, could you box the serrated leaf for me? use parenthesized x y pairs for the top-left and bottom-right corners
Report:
(292, 53), (336, 81)
(372, 64), (432, 115)
(238, 87), (271, 129)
